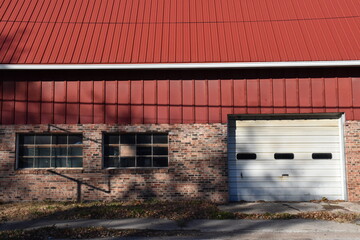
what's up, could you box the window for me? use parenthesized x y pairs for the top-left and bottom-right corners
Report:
(103, 133), (168, 168)
(237, 153), (257, 160)
(274, 153), (294, 159)
(17, 134), (83, 168)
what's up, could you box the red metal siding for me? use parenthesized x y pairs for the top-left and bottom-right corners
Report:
(1, 77), (360, 124)
(2, 0), (360, 64)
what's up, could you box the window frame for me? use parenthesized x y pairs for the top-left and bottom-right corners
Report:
(16, 133), (84, 169)
(102, 132), (169, 169)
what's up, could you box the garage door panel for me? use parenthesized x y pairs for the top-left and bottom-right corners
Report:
(228, 153), (341, 161)
(235, 119), (339, 127)
(231, 187), (342, 196)
(228, 181), (343, 188)
(228, 176), (343, 182)
(228, 162), (342, 170)
(230, 135), (340, 144)
(228, 144), (340, 153)
(230, 194), (343, 202)
(230, 127), (340, 136)
(228, 169), (341, 177)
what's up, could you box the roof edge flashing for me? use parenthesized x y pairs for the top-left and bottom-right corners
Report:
(1, 60), (360, 70)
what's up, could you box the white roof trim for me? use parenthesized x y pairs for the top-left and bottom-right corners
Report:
(1, 60), (360, 70)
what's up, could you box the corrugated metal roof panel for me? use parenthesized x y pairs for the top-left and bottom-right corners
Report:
(1, 0), (360, 64)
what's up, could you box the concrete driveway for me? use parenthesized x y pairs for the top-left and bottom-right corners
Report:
(219, 201), (360, 214)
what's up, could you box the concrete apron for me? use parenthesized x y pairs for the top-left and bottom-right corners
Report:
(218, 201), (360, 214)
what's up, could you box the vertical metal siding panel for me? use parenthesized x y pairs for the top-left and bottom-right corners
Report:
(0, 81), (2, 124)
(3, 82), (15, 101)
(157, 80), (169, 105)
(352, 78), (360, 120)
(247, 79), (260, 113)
(54, 81), (66, 124)
(324, 78), (338, 109)
(208, 80), (221, 106)
(273, 79), (286, 113)
(15, 82), (27, 101)
(311, 78), (326, 112)
(233, 79), (247, 107)
(285, 78), (299, 113)
(28, 102), (41, 124)
(15, 102), (27, 124)
(79, 81), (93, 123)
(298, 78), (313, 113)
(131, 80), (144, 124)
(157, 80), (169, 123)
(182, 80), (194, 123)
(170, 80), (182, 124)
(221, 80), (233, 106)
(28, 81), (41, 101)
(117, 81), (131, 124)
(2, 101), (14, 124)
(105, 81), (117, 124)
(41, 81), (54, 123)
(195, 80), (208, 123)
(209, 107), (221, 123)
(260, 79), (273, 113)
(41, 103), (53, 124)
(144, 80), (157, 123)
(93, 81), (105, 123)
(338, 77), (354, 120)
(66, 81), (79, 124)
(221, 79), (233, 122)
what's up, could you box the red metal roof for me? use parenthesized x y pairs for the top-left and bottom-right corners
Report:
(1, 0), (360, 64)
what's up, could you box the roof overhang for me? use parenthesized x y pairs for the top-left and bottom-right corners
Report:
(1, 60), (360, 70)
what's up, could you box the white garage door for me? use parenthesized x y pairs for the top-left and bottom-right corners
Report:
(228, 116), (347, 201)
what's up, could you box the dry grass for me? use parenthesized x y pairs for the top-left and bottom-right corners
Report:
(1, 201), (359, 225)
(234, 211), (360, 223)
(0, 200), (232, 223)
(0, 226), (200, 240)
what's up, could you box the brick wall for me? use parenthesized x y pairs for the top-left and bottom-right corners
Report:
(345, 121), (360, 201)
(0, 121), (359, 202)
(0, 124), (228, 203)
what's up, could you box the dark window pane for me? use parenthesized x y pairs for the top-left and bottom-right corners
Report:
(137, 134), (151, 144)
(68, 158), (82, 167)
(68, 147), (82, 156)
(36, 158), (51, 168)
(20, 147), (35, 156)
(53, 135), (67, 144)
(52, 147), (68, 156)
(312, 153), (332, 159)
(137, 146), (151, 155)
(104, 146), (119, 156)
(54, 157), (67, 167)
(35, 147), (51, 156)
(19, 157), (34, 168)
(137, 157), (152, 167)
(121, 134), (135, 144)
(153, 157), (168, 167)
(35, 135), (51, 144)
(153, 134), (168, 143)
(104, 135), (119, 144)
(274, 153), (294, 159)
(153, 147), (168, 155)
(20, 135), (34, 145)
(120, 157), (135, 167)
(104, 157), (119, 168)
(68, 135), (83, 144)
(237, 153), (257, 160)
